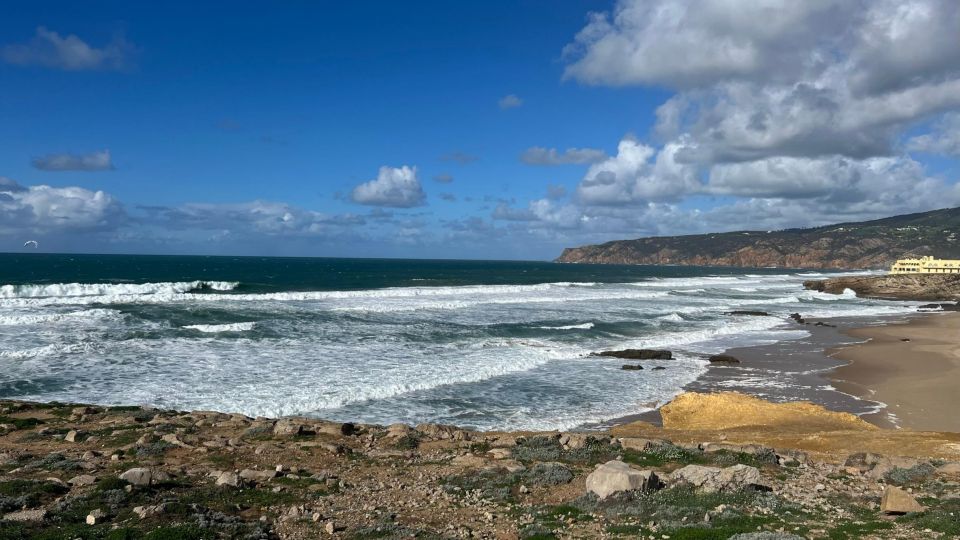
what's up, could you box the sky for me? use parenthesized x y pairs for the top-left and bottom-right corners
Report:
(2, 0), (960, 260)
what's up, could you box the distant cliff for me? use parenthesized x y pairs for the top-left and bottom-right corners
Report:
(556, 207), (960, 270)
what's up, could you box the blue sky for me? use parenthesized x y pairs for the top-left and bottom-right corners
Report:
(2, 1), (960, 259)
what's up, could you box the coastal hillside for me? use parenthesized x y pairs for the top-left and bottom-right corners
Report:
(556, 207), (960, 270)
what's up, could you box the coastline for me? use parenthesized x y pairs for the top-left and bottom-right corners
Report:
(592, 312), (918, 431)
(829, 311), (960, 432)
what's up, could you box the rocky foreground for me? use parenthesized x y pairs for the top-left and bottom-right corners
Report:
(3, 392), (960, 539)
(803, 273), (960, 302)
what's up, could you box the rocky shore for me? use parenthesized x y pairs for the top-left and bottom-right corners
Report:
(3, 392), (960, 539)
(803, 273), (960, 301)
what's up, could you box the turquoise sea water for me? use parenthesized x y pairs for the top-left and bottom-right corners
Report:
(0, 254), (915, 430)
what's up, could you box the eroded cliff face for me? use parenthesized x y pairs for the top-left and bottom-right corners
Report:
(803, 273), (960, 301)
(556, 207), (960, 270)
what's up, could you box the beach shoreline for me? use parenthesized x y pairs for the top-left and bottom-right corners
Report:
(828, 311), (960, 432)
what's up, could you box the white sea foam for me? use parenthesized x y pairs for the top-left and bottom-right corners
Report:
(0, 308), (122, 326)
(0, 280), (239, 299)
(183, 322), (256, 333)
(0, 269), (921, 431)
(538, 322), (595, 330)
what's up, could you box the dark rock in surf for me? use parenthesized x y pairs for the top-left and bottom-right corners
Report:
(592, 349), (672, 360)
(651, 366), (667, 371)
(708, 354), (741, 364)
(813, 321), (836, 328)
(789, 313), (805, 324)
(621, 364), (644, 371)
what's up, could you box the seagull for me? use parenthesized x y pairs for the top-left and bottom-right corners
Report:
(23, 240), (38, 248)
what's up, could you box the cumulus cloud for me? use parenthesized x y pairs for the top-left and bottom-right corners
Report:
(907, 112), (960, 156)
(577, 137), (701, 205)
(0, 179), (125, 234)
(1, 27), (135, 71)
(350, 165), (426, 208)
(564, 0), (960, 164)
(498, 94), (523, 109)
(32, 149), (115, 171)
(520, 147), (607, 165)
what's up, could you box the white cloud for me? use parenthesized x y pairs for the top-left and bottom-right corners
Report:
(0, 180), (125, 234)
(32, 149), (115, 171)
(563, 0), (852, 89)
(498, 94), (523, 109)
(576, 137), (701, 205)
(907, 112), (960, 156)
(520, 147), (607, 165)
(564, 0), (960, 164)
(1, 27), (135, 71)
(350, 165), (426, 208)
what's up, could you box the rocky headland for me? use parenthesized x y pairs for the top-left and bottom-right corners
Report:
(803, 273), (960, 301)
(556, 207), (960, 269)
(3, 392), (960, 539)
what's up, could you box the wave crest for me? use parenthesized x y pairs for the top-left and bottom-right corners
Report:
(0, 281), (239, 299)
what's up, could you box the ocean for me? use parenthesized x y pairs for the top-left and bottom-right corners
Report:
(0, 254), (917, 431)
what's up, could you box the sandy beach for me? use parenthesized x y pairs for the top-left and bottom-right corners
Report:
(830, 311), (960, 432)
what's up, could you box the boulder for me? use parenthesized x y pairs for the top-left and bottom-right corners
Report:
(120, 467), (153, 486)
(68, 474), (97, 486)
(593, 349), (672, 360)
(215, 471), (242, 488)
(789, 313), (805, 323)
(273, 418), (306, 436)
(880, 485), (925, 514)
(708, 354), (741, 364)
(621, 364), (644, 370)
(585, 460), (661, 499)
(86, 509), (106, 525)
(133, 505), (164, 519)
(239, 469), (279, 484)
(618, 437), (672, 452)
(670, 464), (770, 493)
(311, 421), (356, 437)
(64, 430), (84, 443)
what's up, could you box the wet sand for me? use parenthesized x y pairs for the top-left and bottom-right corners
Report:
(829, 311), (960, 432)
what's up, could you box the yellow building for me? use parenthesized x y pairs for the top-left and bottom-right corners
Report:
(890, 256), (960, 274)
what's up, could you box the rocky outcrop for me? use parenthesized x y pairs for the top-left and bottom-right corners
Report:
(804, 273), (960, 301)
(3, 395), (958, 538)
(556, 206), (960, 269)
(592, 349), (672, 360)
(708, 354), (741, 364)
(669, 464), (771, 493)
(659, 392), (877, 432)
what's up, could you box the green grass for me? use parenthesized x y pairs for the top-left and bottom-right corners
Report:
(827, 520), (895, 539)
(0, 415), (44, 430)
(898, 497), (960, 536)
(621, 444), (706, 468)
